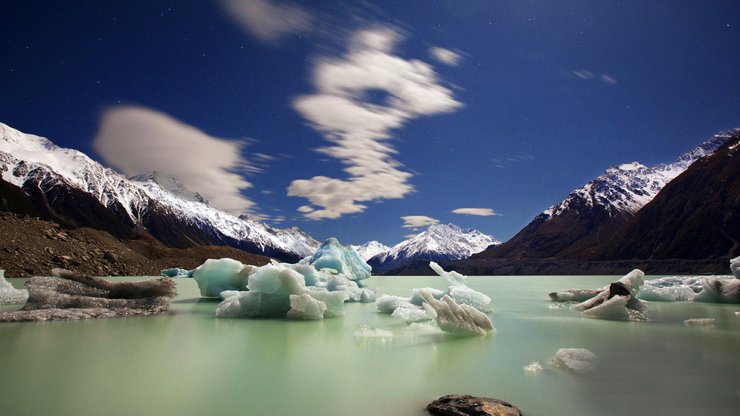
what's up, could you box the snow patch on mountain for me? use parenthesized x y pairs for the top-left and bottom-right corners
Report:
(371, 224), (500, 269)
(0, 122), (319, 258)
(130, 170), (208, 204)
(541, 130), (736, 220)
(352, 241), (391, 261)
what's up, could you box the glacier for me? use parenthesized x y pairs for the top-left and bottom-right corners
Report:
(419, 289), (494, 336)
(0, 270), (28, 305)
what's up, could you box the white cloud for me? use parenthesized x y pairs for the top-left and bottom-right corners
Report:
(572, 69), (594, 79)
(401, 215), (439, 229)
(289, 27), (463, 219)
(403, 233), (418, 239)
(601, 74), (618, 85)
(93, 106), (257, 215)
(220, 0), (312, 43)
(451, 208), (500, 216)
(429, 47), (462, 66)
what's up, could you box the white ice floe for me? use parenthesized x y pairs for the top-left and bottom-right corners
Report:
(572, 269), (648, 321)
(419, 289), (494, 336)
(549, 289), (601, 302)
(550, 348), (597, 374)
(694, 277), (740, 303)
(731, 256), (740, 279)
(523, 361), (543, 373)
(376, 295), (413, 313)
(287, 294), (327, 320)
(0, 270), (28, 305)
(683, 318), (715, 326)
(391, 304), (430, 323)
(353, 325), (393, 339)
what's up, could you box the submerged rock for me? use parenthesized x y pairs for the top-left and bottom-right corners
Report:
(426, 394), (523, 416)
(0, 269), (177, 322)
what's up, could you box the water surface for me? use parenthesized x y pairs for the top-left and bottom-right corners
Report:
(1, 275), (738, 416)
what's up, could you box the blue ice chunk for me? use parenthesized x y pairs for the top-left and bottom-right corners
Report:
(304, 238), (371, 282)
(160, 267), (193, 278)
(192, 258), (254, 297)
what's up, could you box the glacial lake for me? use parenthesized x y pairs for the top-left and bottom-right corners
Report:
(1, 275), (739, 416)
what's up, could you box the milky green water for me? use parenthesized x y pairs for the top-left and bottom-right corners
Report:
(1, 275), (738, 416)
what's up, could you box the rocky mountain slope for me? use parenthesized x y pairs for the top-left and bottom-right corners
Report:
(0, 123), (319, 262)
(368, 223), (499, 273)
(474, 130), (737, 261)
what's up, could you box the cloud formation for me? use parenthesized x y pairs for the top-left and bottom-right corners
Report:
(401, 215), (439, 229)
(451, 208), (500, 216)
(220, 0), (312, 43)
(93, 106), (256, 215)
(573, 69), (618, 85)
(429, 47), (462, 66)
(289, 27), (463, 219)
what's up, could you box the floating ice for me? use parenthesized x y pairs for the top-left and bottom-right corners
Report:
(572, 269), (648, 321)
(731, 256), (740, 279)
(523, 361), (543, 373)
(215, 291), (291, 318)
(684, 318), (715, 326)
(391, 304), (431, 323)
(192, 258), (255, 297)
(447, 286), (491, 313)
(549, 289), (601, 302)
(305, 290), (348, 318)
(160, 267), (193, 278)
(638, 276), (704, 302)
(694, 277), (740, 303)
(376, 295), (413, 313)
(0, 270), (28, 305)
(302, 238), (371, 282)
(419, 289), (494, 336)
(429, 261), (466, 286)
(353, 325), (393, 338)
(550, 348), (597, 374)
(409, 288), (445, 306)
(287, 294), (327, 320)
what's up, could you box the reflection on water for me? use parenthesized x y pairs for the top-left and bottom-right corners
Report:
(0, 275), (738, 416)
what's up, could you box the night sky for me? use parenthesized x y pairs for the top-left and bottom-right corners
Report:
(1, 0), (738, 246)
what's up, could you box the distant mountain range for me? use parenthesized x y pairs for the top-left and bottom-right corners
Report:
(452, 129), (740, 274)
(0, 123), (319, 262)
(367, 223), (500, 273)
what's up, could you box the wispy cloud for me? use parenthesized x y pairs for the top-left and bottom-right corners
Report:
(401, 215), (439, 229)
(491, 154), (533, 169)
(600, 74), (618, 85)
(429, 46), (462, 66)
(93, 105), (257, 215)
(288, 27), (463, 219)
(220, 0), (312, 43)
(451, 208), (500, 216)
(573, 68), (618, 85)
(403, 233), (418, 239)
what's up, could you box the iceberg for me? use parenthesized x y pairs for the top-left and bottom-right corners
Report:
(573, 269), (648, 321)
(694, 277), (740, 303)
(160, 267), (193, 278)
(376, 295), (412, 314)
(419, 289), (494, 336)
(302, 238), (371, 282)
(638, 276), (703, 302)
(391, 304), (430, 323)
(305, 290), (348, 318)
(409, 287), (446, 306)
(550, 348), (597, 374)
(192, 258), (255, 297)
(548, 289), (601, 303)
(287, 294), (327, 320)
(429, 261), (466, 286)
(523, 361), (543, 373)
(683, 318), (715, 326)
(0, 270), (28, 305)
(731, 256), (740, 279)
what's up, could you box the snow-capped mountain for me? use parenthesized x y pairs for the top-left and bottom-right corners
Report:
(351, 241), (391, 261)
(472, 129), (737, 260)
(541, 130), (734, 221)
(368, 223), (500, 272)
(0, 123), (319, 260)
(130, 171), (208, 204)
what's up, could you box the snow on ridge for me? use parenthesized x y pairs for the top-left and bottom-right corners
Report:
(0, 122), (319, 257)
(542, 130), (736, 221)
(352, 241), (391, 261)
(377, 223), (501, 264)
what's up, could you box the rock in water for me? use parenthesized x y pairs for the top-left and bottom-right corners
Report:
(426, 394), (523, 416)
(0, 269), (177, 322)
(0, 270), (28, 305)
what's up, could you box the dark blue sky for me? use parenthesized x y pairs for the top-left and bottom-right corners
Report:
(1, 0), (738, 246)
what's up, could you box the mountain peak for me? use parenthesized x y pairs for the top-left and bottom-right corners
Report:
(130, 170), (208, 204)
